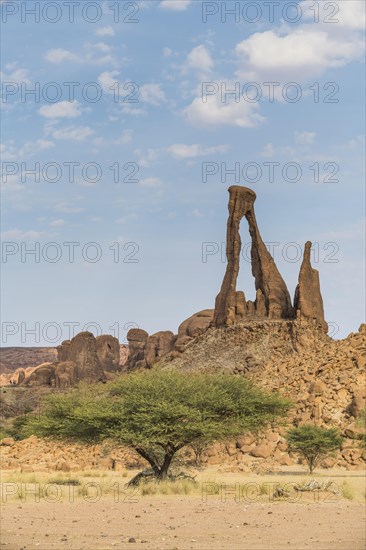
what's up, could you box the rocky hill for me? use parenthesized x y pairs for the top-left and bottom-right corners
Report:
(1, 186), (364, 473)
(0, 347), (57, 374)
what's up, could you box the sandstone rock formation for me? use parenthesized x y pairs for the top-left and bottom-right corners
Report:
(145, 331), (176, 368)
(54, 361), (76, 389)
(95, 335), (121, 372)
(246, 203), (293, 320)
(9, 368), (25, 386)
(294, 241), (328, 331)
(126, 328), (178, 369)
(213, 186), (256, 326)
(213, 186), (293, 327)
(0, 347), (57, 373)
(24, 363), (55, 387)
(176, 310), (214, 347)
(57, 332), (106, 383)
(126, 328), (149, 370)
(1, 333), (123, 388)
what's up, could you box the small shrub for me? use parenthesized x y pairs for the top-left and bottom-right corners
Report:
(48, 477), (81, 486)
(340, 481), (355, 501)
(139, 478), (196, 496)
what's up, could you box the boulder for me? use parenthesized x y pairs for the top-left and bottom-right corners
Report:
(126, 329), (149, 370)
(96, 335), (120, 372)
(54, 361), (76, 389)
(57, 332), (106, 382)
(177, 310), (214, 343)
(24, 363), (55, 387)
(250, 442), (276, 459)
(145, 331), (176, 367)
(0, 437), (15, 446)
(348, 391), (366, 418)
(9, 368), (25, 386)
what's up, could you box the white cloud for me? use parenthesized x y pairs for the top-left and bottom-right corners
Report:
(0, 67), (30, 85)
(39, 100), (82, 119)
(140, 83), (166, 105)
(98, 70), (120, 94)
(134, 148), (159, 168)
(115, 130), (133, 145)
(49, 219), (66, 227)
(45, 48), (79, 64)
(184, 94), (265, 128)
(115, 213), (138, 224)
(98, 72), (164, 109)
(45, 42), (118, 66)
(51, 125), (94, 141)
(260, 143), (275, 158)
(0, 142), (17, 161)
(1, 139), (55, 162)
(55, 203), (85, 214)
(84, 42), (117, 66)
(168, 143), (228, 159)
(140, 177), (162, 187)
(91, 41), (111, 53)
(122, 103), (146, 116)
(92, 137), (108, 148)
(295, 131), (317, 145)
(20, 139), (55, 157)
(183, 44), (214, 74)
(191, 209), (203, 218)
(235, 27), (364, 82)
(1, 229), (45, 240)
(160, 0), (192, 11)
(0, 174), (24, 193)
(300, 0), (366, 30)
(163, 47), (173, 57)
(96, 26), (115, 36)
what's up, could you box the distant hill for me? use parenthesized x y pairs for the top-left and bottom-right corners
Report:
(0, 348), (58, 373)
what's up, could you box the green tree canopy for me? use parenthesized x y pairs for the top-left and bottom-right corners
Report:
(286, 424), (343, 473)
(23, 370), (291, 479)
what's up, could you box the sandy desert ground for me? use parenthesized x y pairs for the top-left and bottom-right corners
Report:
(1, 468), (365, 550)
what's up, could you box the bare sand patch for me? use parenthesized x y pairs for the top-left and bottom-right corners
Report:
(1, 467), (365, 550)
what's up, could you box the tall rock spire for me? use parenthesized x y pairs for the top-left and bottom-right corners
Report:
(294, 241), (328, 332)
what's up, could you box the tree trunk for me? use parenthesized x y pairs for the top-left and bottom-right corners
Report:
(135, 447), (160, 477)
(158, 451), (174, 479)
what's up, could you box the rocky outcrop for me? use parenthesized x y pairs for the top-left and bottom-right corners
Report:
(24, 363), (56, 387)
(57, 332), (106, 383)
(95, 335), (120, 372)
(126, 329), (149, 370)
(246, 205), (293, 320)
(294, 241), (328, 331)
(54, 361), (76, 389)
(213, 186), (257, 326)
(176, 310), (214, 349)
(213, 186), (294, 327)
(9, 368), (25, 386)
(145, 331), (176, 368)
(1, 334), (127, 387)
(0, 347), (57, 374)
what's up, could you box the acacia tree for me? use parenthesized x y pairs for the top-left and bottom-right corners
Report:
(286, 424), (343, 473)
(23, 370), (290, 481)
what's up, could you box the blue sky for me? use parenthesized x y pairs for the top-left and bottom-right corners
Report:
(1, 0), (365, 346)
